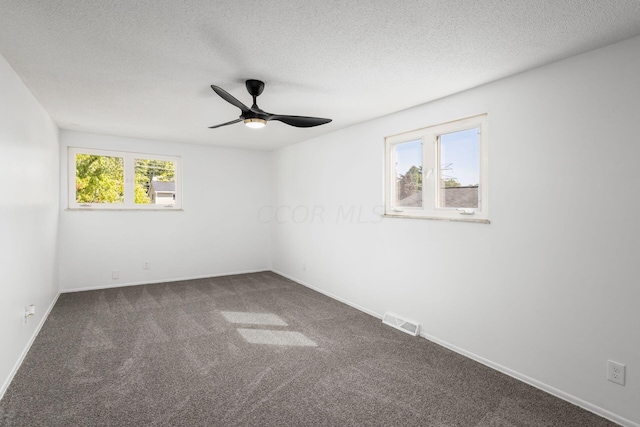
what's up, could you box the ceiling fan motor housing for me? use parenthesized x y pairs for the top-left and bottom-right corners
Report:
(246, 79), (265, 97)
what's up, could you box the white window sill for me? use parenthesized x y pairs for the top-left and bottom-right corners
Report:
(382, 214), (490, 224)
(66, 208), (184, 211)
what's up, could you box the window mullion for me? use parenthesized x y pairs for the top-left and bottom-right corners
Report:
(423, 134), (436, 211)
(124, 155), (135, 207)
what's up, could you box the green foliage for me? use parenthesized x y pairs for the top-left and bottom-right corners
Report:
(75, 154), (124, 203)
(397, 165), (422, 200)
(134, 159), (175, 204)
(442, 178), (461, 188)
(75, 155), (175, 204)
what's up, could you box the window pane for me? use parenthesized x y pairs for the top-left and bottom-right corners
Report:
(75, 154), (124, 203)
(438, 128), (479, 208)
(135, 159), (176, 205)
(395, 139), (422, 207)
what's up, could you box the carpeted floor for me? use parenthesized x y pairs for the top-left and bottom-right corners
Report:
(0, 272), (616, 426)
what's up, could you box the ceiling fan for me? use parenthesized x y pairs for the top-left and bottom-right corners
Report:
(209, 79), (332, 129)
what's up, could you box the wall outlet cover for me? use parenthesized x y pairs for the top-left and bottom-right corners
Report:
(607, 360), (625, 386)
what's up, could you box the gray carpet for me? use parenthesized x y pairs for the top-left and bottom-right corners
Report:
(0, 272), (615, 426)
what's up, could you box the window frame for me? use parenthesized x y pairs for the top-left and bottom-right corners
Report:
(384, 114), (488, 222)
(68, 147), (182, 210)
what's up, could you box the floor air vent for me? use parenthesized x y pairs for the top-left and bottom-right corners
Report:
(382, 312), (420, 336)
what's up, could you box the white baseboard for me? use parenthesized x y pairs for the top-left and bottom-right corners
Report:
(272, 269), (638, 427)
(271, 269), (384, 321)
(0, 291), (61, 401)
(60, 269), (270, 293)
(420, 332), (638, 427)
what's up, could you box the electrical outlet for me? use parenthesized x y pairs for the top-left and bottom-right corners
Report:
(143, 261), (150, 270)
(607, 360), (625, 385)
(112, 270), (119, 280)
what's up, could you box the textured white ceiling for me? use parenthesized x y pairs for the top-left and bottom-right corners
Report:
(1, 0), (639, 150)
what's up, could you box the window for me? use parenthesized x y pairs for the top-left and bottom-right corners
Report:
(68, 147), (181, 210)
(385, 114), (488, 222)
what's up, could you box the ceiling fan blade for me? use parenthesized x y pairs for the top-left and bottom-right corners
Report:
(268, 115), (332, 128)
(211, 85), (251, 114)
(208, 118), (242, 129)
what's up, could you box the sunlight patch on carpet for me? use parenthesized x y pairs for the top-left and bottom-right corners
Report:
(221, 311), (288, 326)
(237, 329), (316, 347)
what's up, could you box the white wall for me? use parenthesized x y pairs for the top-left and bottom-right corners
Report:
(271, 36), (640, 425)
(58, 131), (271, 291)
(0, 54), (59, 395)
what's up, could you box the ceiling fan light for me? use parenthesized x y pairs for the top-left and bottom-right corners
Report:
(244, 118), (266, 129)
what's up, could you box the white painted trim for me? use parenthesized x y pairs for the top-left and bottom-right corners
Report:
(0, 292), (61, 401)
(67, 146), (183, 210)
(272, 269), (637, 427)
(271, 269), (383, 320)
(60, 269), (270, 293)
(384, 114), (489, 221)
(419, 331), (638, 427)
(382, 214), (490, 224)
